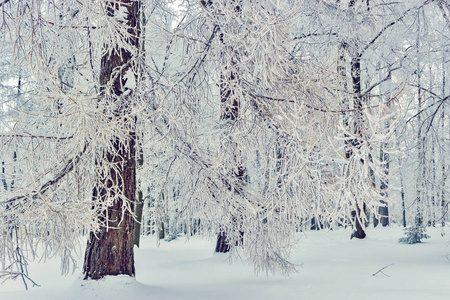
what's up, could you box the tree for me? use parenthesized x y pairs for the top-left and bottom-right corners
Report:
(83, 0), (141, 279)
(2, 0), (448, 286)
(201, 0), (247, 254)
(0, 0), (142, 282)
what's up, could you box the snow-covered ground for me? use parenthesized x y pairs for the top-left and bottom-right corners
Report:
(1, 226), (449, 300)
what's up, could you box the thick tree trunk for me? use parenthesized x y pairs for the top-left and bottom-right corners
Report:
(83, 137), (136, 279)
(215, 232), (230, 253)
(214, 0), (245, 253)
(351, 202), (366, 239)
(83, 0), (140, 280)
(215, 164), (245, 253)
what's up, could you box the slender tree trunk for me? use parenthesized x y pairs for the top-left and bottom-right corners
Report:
(379, 147), (389, 227)
(369, 153), (379, 228)
(350, 56), (366, 239)
(134, 146), (144, 247)
(441, 54), (447, 226)
(133, 5), (147, 248)
(379, 73), (390, 227)
(401, 178), (407, 227)
(83, 0), (140, 280)
(430, 126), (436, 227)
(415, 11), (424, 227)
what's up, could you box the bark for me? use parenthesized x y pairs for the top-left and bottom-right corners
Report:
(215, 232), (230, 253)
(83, 0), (140, 280)
(350, 56), (366, 239)
(337, 36), (365, 237)
(83, 137), (136, 279)
(351, 203), (366, 239)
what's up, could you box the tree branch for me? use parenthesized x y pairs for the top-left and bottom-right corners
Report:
(0, 134), (73, 140)
(373, 263), (394, 277)
(359, 1), (432, 57)
(0, 0), (11, 8)
(248, 90), (402, 114)
(293, 31), (337, 40)
(1, 143), (87, 206)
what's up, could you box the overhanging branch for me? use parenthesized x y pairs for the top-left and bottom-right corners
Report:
(1, 143), (87, 206)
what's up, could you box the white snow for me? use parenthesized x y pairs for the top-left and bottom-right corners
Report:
(1, 226), (449, 300)
(113, 6), (128, 23)
(123, 69), (136, 91)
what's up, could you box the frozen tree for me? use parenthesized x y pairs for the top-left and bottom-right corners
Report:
(83, 0), (141, 279)
(0, 0), (142, 281)
(1, 0), (448, 287)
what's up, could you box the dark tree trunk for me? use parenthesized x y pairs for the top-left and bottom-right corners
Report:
(134, 190), (144, 247)
(379, 145), (389, 227)
(378, 201), (389, 227)
(83, 137), (136, 279)
(134, 146), (144, 247)
(350, 55), (366, 239)
(83, 0), (140, 280)
(215, 232), (230, 253)
(213, 0), (245, 254)
(351, 203), (366, 239)
(215, 166), (245, 253)
(133, 7), (147, 248)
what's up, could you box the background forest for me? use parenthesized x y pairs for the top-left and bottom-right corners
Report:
(0, 0), (449, 286)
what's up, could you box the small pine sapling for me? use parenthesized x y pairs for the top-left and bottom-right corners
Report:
(398, 222), (430, 244)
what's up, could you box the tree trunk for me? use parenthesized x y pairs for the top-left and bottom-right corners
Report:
(351, 203), (366, 239)
(134, 190), (144, 247)
(350, 55), (366, 239)
(379, 116), (390, 227)
(83, 0), (140, 280)
(83, 137), (136, 279)
(441, 54), (447, 227)
(415, 12), (424, 228)
(133, 6), (147, 248)
(134, 146), (144, 247)
(215, 232), (230, 253)
(213, 0), (245, 253)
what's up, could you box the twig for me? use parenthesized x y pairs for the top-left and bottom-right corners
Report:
(373, 263), (394, 277)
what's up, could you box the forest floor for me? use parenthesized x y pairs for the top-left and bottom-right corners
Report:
(1, 226), (449, 300)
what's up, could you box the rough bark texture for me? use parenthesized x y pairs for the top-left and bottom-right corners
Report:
(83, 137), (136, 279)
(83, 0), (140, 280)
